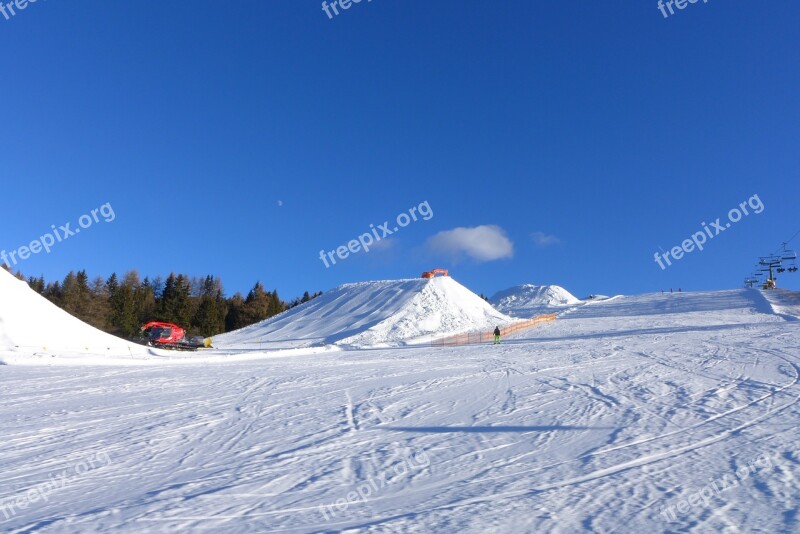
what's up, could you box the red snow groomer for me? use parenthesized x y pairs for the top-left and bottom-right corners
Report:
(137, 322), (212, 351)
(421, 268), (449, 279)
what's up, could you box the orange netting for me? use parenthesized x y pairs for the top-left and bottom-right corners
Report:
(431, 314), (556, 347)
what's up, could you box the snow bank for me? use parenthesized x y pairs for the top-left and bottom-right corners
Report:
(214, 277), (513, 349)
(758, 288), (800, 321)
(491, 284), (581, 316)
(0, 268), (151, 362)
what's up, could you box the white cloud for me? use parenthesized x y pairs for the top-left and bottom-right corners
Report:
(531, 231), (561, 247)
(371, 237), (396, 251)
(425, 225), (513, 262)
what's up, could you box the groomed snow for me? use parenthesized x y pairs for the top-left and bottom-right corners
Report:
(2, 271), (800, 532)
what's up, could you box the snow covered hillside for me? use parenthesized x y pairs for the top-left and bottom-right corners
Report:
(491, 283), (581, 316)
(2, 287), (799, 532)
(214, 277), (513, 349)
(0, 268), (152, 361)
(762, 288), (800, 320)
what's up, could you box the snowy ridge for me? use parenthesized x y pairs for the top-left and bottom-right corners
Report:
(491, 284), (581, 316)
(214, 277), (513, 349)
(0, 268), (152, 361)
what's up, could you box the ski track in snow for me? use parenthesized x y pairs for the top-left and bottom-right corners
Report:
(1, 290), (800, 532)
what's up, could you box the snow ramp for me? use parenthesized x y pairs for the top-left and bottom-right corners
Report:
(0, 268), (151, 362)
(214, 277), (513, 349)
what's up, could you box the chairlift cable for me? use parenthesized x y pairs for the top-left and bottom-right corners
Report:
(771, 228), (800, 255)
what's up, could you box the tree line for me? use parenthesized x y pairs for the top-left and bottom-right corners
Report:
(3, 266), (321, 338)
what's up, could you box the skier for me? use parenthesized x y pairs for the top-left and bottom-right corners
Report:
(493, 326), (501, 345)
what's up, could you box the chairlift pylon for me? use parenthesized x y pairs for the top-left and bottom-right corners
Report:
(744, 239), (799, 288)
(744, 275), (761, 288)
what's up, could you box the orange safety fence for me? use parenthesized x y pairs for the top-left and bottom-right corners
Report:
(431, 313), (556, 347)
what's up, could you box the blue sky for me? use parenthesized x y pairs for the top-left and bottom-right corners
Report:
(1, 0), (798, 300)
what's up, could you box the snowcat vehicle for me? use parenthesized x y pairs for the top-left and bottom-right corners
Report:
(135, 322), (212, 351)
(421, 268), (449, 279)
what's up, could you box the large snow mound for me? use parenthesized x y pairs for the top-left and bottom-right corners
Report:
(491, 284), (581, 315)
(214, 277), (513, 349)
(0, 268), (151, 360)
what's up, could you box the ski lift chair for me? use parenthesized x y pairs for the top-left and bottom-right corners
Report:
(781, 245), (797, 271)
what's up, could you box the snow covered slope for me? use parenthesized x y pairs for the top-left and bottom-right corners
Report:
(491, 283), (581, 316)
(760, 288), (800, 320)
(215, 277), (513, 349)
(0, 268), (151, 361)
(2, 288), (799, 533)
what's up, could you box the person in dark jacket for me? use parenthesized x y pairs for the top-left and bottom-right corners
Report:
(493, 326), (501, 344)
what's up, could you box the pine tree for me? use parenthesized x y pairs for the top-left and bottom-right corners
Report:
(43, 281), (62, 304)
(27, 275), (45, 293)
(243, 282), (272, 325)
(268, 289), (284, 317)
(108, 271), (141, 337)
(192, 275), (227, 336)
(136, 277), (157, 325)
(159, 273), (178, 322)
(152, 276), (164, 300)
(159, 273), (192, 326)
(106, 273), (119, 296)
(225, 292), (247, 332)
(74, 270), (93, 322)
(86, 276), (112, 330)
(60, 271), (78, 312)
